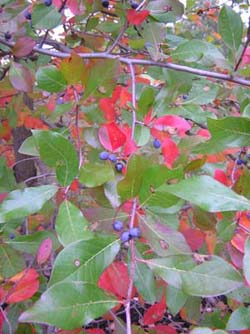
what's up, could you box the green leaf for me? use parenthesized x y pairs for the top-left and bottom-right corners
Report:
(83, 59), (119, 99)
(147, 255), (243, 297)
(226, 306), (250, 330)
(139, 214), (191, 256)
(48, 236), (120, 286)
(36, 66), (67, 93)
(132, 248), (156, 304)
(118, 155), (149, 202)
(0, 157), (16, 192)
(19, 281), (118, 330)
(79, 162), (114, 187)
(143, 22), (163, 61)
(6, 231), (59, 255)
(60, 53), (87, 85)
(164, 175), (250, 212)
(183, 81), (218, 105)
(194, 117), (250, 154)
(0, 244), (25, 278)
(243, 237), (250, 285)
(147, 0), (184, 22)
(172, 39), (208, 63)
(18, 136), (39, 156)
(32, 4), (62, 30)
(137, 86), (155, 116)
(166, 285), (188, 315)
(134, 126), (150, 146)
(32, 130), (79, 186)
(56, 200), (93, 247)
(0, 185), (58, 224)
(218, 5), (243, 51)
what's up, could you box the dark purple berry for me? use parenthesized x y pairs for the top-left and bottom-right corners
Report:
(236, 159), (246, 165)
(182, 94), (188, 100)
(99, 151), (109, 160)
(153, 138), (161, 149)
(101, 0), (109, 7)
(115, 162), (124, 172)
(120, 231), (130, 243)
(131, 2), (138, 9)
(9, 233), (15, 240)
(4, 32), (11, 40)
(44, 0), (52, 6)
(24, 11), (32, 20)
(108, 153), (117, 163)
(112, 220), (123, 231)
(129, 227), (141, 238)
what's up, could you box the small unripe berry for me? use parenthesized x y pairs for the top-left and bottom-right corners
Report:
(44, 0), (52, 6)
(4, 32), (11, 40)
(129, 227), (141, 238)
(120, 231), (130, 243)
(108, 153), (117, 163)
(115, 162), (124, 172)
(112, 220), (123, 231)
(153, 138), (161, 149)
(99, 151), (109, 160)
(101, 0), (109, 8)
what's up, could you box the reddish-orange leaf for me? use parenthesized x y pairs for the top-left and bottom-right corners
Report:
(152, 115), (191, 137)
(24, 116), (48, 130)
(98, 261), (136, 299)
(152, 324), (177, 334)
(162, 137), (179, 168)
(0, 120), (12, 141)
(205, 231), (217, 255)
(127, 9), (150, 25)
(231, 231), (247, 254)
(37, 238), (53, 265)
(182, 228), (205, 251)
(242, 47), (250, 66)
(98, 122), (126, 152)
(6, 268), (39, 304)
(214, 169), (229, 186)
(143, 296), (166, 325)
(13, 37), (36, 58)
(99, 98), (116, 122)
(57, 329), (83, 334)
(85, 329), (105, 334)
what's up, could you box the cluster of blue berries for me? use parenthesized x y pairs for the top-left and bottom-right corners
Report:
(112, 220), (141, 242)
(101, 0), (138, 8)
(99, 151), (124, 172)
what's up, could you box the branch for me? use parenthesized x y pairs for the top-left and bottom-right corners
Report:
(106, 21), (129, 54)
(234, 17), (250, 72)
(1, 38), (250, 87)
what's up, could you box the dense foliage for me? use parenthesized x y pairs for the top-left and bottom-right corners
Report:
(1, 0), (250, 333)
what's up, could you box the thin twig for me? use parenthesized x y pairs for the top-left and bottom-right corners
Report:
(1, 38), (250, 87)
(125, 198), (137, 334)
(23, 173), (55, 184)
(0, 307), (12, 334)
(234, 17), (250, 71)
(106, 21), (129, 54)
(128, 62), (137, 139)
(38, 30), (49, 49)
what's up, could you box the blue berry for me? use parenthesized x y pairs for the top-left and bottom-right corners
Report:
(102, 0), (109, 7)
(44, 0), (52, 5)
(236, 159), (246, 165)
(99, 151), (109, 160)
(4, 32), (11, 40)
(153, 138), (161, 149)
(182, 94), (188, 100)
(112, 220), (123, 231)
(24, 11), (32, 20)
(131, 2), (138, 8)
(129, 227), (141, 238)
(115, 162), (123, 172)
(9, 233), (15, 240)
(120, 231), (130, 243)
(108, 154), (117, 163)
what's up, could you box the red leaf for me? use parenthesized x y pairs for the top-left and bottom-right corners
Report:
(0, 192), (8, 204)
(127, 9), (150, 25)
(242, 47), (250, 66)
(99, 98), (116, 122)
(0, 120), (12, 141)
(197, 129), (211, 138)
(152, 115), (191, 137)
(98, 122), (126, 152)
(214, 169), (228, 186)
(13, 37), (36, 57)
(182, 228), (205, 251)
(152, 324), (177, 334)
(143, 296), (166, 325)
(121, 124), (138, 156)
(37, 238), (53, 265)
(162, 137), (179, 168)
(24, 116), (48, 130)
(85, 329), (105, 334)
(231, 230), (247, 254)
(98, 261), (135, 299)
(6, 268), (39, 304)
